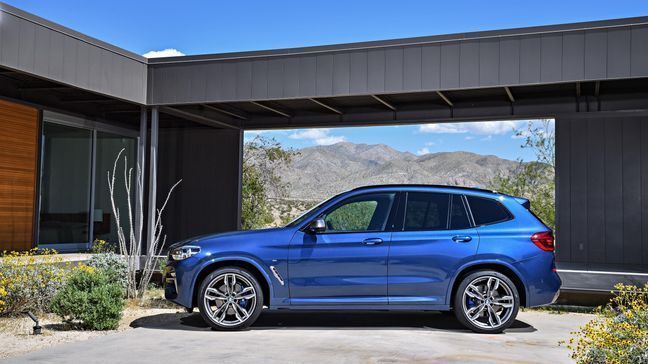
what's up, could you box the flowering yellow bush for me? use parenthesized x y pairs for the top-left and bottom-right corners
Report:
(0, 249), (67, 315)
(566, 283), (648, 364)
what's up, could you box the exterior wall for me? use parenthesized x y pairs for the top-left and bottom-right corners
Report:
(157, 127), (242, 245)
(556, 112), (648, 273)
(0, 3), (148, 104)
(0, 99), (39, 251)
(147, 23), (648, 105)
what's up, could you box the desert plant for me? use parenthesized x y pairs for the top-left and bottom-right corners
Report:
(564, 283), (648, 363)
(50, 267), (125, 330)
(0, 249), (66, 315)
(107, 148), (181, 300)
(87, 253), (129, 290)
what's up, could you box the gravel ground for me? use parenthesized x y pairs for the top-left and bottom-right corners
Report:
(0, 306), (182, 360)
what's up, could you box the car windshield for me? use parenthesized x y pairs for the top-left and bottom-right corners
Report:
(285, 193), (341, 227)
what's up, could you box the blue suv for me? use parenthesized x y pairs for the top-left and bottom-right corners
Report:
(165, 185), (561, 333)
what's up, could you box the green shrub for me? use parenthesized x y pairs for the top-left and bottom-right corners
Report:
(50, 268), (125, 330)
(0, 249), (66, 315)
(565, 283), (648, 364)
(87, 253), (128, 290)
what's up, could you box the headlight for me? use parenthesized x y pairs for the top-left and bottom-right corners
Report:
(170, 245), (201, 261)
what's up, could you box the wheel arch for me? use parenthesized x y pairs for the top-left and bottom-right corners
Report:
(191, 257), (273, 309)
(448, 262), (527, 308)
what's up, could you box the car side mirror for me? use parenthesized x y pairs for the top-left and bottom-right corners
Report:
(307, 218), (326, 234)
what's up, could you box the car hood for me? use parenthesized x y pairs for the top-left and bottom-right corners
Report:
(170, 227), (291, 249)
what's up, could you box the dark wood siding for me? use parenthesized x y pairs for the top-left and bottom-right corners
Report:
(0, 99), (38, 251)
(556, 114), (648, 271)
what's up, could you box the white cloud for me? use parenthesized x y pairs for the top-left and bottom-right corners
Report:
(289, 128), (346, 146)
(425, 141), (437, 146)
(416, 147), (430, 156)
(464, 136), (475, 140)
(142, 48), (185, 58)
(418, 120), (529, 135)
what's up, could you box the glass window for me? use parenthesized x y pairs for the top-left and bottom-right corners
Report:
(93, 132), (137, 245)
(39, 123), (92, 245)
(450, 195), (471, 229)
(466, 195), (512, 226)
(404, 192), (450, 231)
(323, 193), (395, 232)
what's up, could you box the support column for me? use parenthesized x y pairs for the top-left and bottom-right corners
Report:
(146, 107), (159, 256)
(136, 107), (147, 256)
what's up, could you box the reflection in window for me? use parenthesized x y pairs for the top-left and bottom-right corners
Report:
(324, 193), (395, 232)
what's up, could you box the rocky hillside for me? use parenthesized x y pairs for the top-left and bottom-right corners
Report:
(276, 142), (521, 201)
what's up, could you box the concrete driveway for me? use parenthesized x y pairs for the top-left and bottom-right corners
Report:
(3, 310), (592, 363)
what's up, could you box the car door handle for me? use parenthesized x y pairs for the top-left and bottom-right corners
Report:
(362, 238), (383, 246)
(452, 235), (473, 243)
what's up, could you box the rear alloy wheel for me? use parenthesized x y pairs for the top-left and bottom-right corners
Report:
(453, 270), (520, 333)
(198, 267), (264, 330)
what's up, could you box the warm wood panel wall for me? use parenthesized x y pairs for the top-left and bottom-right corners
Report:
(0, 99), (39, 251)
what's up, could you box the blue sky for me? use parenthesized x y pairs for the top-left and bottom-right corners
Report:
(7, 1), (642, 160)
(245, 120), (554, 161)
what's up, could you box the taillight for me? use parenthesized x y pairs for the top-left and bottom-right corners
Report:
(531, 231), (555, 252)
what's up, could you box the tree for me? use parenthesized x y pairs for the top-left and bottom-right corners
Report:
(489, 120), (555, 230)
(241, 136), (296, 229)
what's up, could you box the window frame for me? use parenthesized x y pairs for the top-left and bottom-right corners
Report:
(304, 191), (399, 235)
(449, 194), (474, 230)
(464, 195), (514, 227)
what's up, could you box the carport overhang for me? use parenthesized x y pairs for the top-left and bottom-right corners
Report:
(1, 1), (648, 290)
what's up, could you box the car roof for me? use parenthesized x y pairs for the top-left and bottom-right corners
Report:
(349, 184), (500, 195)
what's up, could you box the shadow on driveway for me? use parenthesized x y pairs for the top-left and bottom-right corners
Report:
(130, 310), (536, 333)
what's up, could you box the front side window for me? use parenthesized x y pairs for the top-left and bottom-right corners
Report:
(466, 195), (512, 226)
(322, 193), (395, 232)
(404, 192), (450, 231)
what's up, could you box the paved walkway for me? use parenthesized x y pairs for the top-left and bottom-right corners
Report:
(2, 310), (592, 363)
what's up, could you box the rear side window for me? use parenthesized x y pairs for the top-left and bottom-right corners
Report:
(466, 195), (512, 226)
(449, 195), (471, 229)
(404, 192), (450, 231)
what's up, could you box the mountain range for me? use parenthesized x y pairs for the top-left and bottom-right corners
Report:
(276, 142), (521, 200)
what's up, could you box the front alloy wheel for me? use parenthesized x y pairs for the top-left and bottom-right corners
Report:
(454, 270), (520, 333)
(198, 267), (264, 330)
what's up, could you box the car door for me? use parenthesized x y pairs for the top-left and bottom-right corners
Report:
(288, 192), (397, 306)
(388, 192), (478, 305)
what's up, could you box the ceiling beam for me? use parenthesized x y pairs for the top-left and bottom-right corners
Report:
(504, 87), (515, 103)
(309, 98), (343, 114)
(371, 95), (396, 111)
(19, 86), (71, 92)
(594, 81), (600, 97)
(250, 101), (291, 118)
(576, 82), (581, 98)
(436, 91), (453, 107)
(160, 106), (239, 129)
(202, 104), (248, 120)
(61, 99), (116, 104)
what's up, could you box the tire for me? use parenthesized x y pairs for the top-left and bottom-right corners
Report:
(453, 270), (520, 334)
(198, 267), (264, 330)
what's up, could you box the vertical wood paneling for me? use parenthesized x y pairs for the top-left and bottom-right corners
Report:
(440, 43), (460, 89)
(48, 32), (64, 81)
(607, 28), (632, 78)
(421, 44), (441, 89)
(190, 63), (208, 101)
(641, 118), (648, 266)
(0, 99), (38, 251)
(61, 36), (78, 85)
(459, 40), (479, 87)
(403, 46), (422, 91)
(34, 25), (50, 77)
(1, 13), (21, 68)
(333, 53), (350, 95)
(205, 61), (223, 100)
(251, 59), (268, 99)
(631, 26), (648, 77)
(349, 51), (368, 94)
(221, 61), (238, 100)
(236, 61), (252, 99)
(562, 31), (585, 81)
(479, 39), (499, 86)
(267, 58), (284, 98)
(622, 118), (642, 265)
(499, 38), (520, 85)
(584, 30), (607, 80)
(18, 20), (36, 72)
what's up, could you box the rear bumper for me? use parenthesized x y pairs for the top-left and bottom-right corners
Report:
(514, 253), (562, 307)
